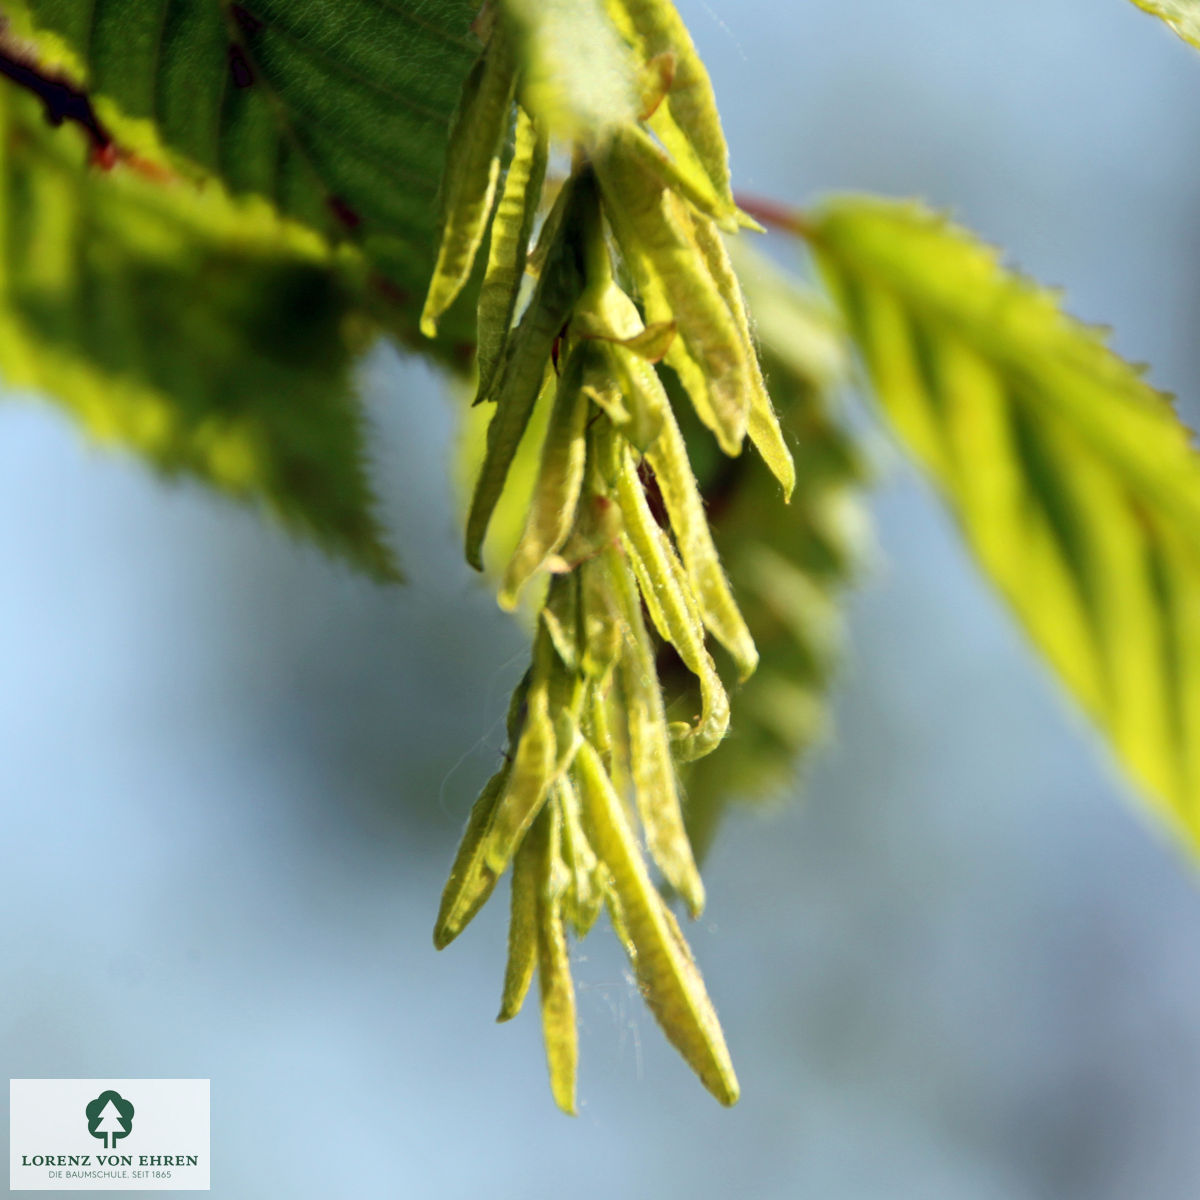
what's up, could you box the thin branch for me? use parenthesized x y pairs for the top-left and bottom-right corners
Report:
(735, 191), (813, 239)
(0, 34), (113, 156)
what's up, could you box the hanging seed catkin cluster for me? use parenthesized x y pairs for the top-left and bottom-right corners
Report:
(420, 0), (794, 1112)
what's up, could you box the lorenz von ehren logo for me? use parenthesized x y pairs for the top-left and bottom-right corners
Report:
(9, 1078), (210, 1191)
(85, 1090), (134, 1150)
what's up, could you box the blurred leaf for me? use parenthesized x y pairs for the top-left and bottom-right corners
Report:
(5, 0), (481, 358)
(1128, 0), (1200, 49)
(671, 244), (868, 857)
(811, 195), (1200, 851)
(0, 86), (399, 581)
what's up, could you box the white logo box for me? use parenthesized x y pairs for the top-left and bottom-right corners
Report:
(10, 1079), (210, 1191)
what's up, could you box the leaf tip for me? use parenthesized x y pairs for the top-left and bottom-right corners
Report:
(712, 1073), (740, 1107)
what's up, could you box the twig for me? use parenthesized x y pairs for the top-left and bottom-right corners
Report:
(0, 34), (113, 156)
(735, 191), (813, 239)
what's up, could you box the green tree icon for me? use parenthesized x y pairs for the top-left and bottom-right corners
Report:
(85, 1090), (134, 1150)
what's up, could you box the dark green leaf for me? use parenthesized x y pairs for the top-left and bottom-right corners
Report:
(6, 0), (482, 358)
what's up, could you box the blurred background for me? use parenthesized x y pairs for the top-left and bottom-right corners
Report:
(6, 0), (1200, 1195)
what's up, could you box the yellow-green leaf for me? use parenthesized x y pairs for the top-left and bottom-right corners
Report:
(1129, 1), (1200, 49)
(811, 195), (1200, 849)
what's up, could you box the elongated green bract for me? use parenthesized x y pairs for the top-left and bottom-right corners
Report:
(596, 148), (751, 453)
(614, 123), (736, 231)
(483, 633), (560, 875)
(575, 742), (739, 1106)
(434, 762), (513, 950)
(465, 179), (587, 570)
(465, 357), (552, 571)
(500, 347), (592, 608)
(609, 446), (730, 759)
(579, 551), (624, 681)
(542, 573), (582, 673)
(646, 403), (759, 678)
(476, 108), (549, 402)
(420, 26), (517, 338)
(557, 776), (605, 936)
(605, 0), (735, 211)
(618, 597), (706, 917)
(498, 812), (543, 1021)
(687, 213), (796, 497)
(607, 342), (668, 452)
(534, 801), (578, 1115)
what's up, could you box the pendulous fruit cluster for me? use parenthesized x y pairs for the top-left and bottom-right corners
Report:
(420, 0), (797, 1112)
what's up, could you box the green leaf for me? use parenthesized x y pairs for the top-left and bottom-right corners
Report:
(0, 85), (398, 581)
(1128, 0), (1200, 49)
(6, 0), (482, 357)
(811, 196), (1200, 851)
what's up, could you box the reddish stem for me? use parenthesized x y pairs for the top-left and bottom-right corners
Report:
(735, 191), (814, 240)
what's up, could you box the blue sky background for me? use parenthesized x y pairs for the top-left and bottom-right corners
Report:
(5, 1), (1200, 1196)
